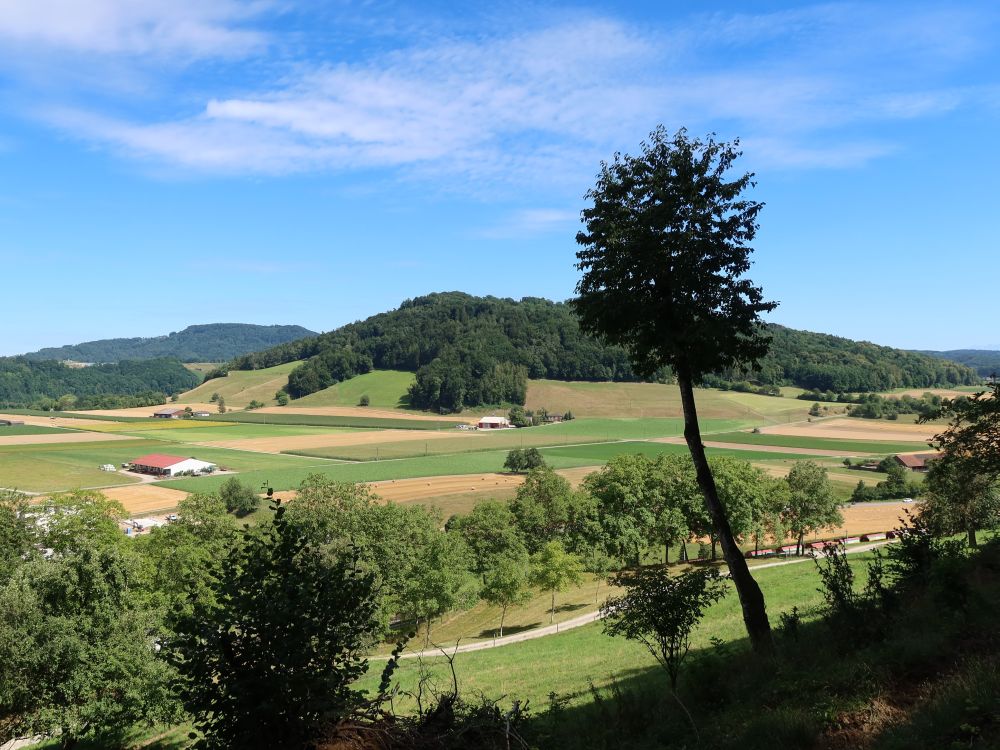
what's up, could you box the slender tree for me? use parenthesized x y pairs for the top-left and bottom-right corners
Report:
(573, 127), (777, 653)
(783, 461), (842, 554)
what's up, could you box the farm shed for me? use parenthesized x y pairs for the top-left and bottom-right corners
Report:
(894, 452), (940, 472)
(152, 408), (185, 419)
(192, 410), (212, 417)
(477, 416), (512, 429)
(128, 453), (216, 477)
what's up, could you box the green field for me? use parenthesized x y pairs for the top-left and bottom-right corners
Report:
(178, 361), (300, 407)
(5, 409), (151, 423)
(0, 424), (76, 436)
(117, 423), (364, 443)
(705, 431), (929, 455)
(0, 438), (328, 493)
(355, 553), (877, 710)
(291, 370), (416, 409)
(287, 418), (751, 462)
(539, 441), (831, 464)
(208, 410), (459, 431)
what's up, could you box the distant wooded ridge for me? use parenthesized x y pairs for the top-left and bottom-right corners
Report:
(210, 292), (980, 412)
(918, 349), (1000, 378)
(22, 323), (317, 364)
(0, 357), (200, 409)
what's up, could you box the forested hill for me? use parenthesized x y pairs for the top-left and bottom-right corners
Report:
(0, 358), (200, 409)
(217, 292), (979, 412)
(918, 349), (1000, 378)
(23, 323), (317, 363)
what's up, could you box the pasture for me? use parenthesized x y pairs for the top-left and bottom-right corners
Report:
(178, 361), (300, 407)
(291, 369), (416, 409)
(356, 552), (878, 709)
(0, 424), (71, 436)
(699, 430), (928, 455)
(211, 409), (461, 431)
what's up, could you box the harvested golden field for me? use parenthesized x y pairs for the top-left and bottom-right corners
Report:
(199, 428), (461, 453)
(760, 418), (938, 443)
(525, 379), (810, 422)
(0, 431), (135, 446)
(99, 484), (190, 515)
(806, 500), (915, 540)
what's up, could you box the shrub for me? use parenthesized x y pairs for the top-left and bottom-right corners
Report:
(358, 394), (370, 407)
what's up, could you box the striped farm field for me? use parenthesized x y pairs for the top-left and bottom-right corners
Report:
(121, 424), (362, 444)
(689, 431), (928, 455)
(81, 419), (237, 433)
(210, 410), (460, 431)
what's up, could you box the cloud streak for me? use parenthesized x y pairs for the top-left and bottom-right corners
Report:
(11, 4), (1000, 185)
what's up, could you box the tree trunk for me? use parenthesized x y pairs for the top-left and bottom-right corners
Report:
(665, 542), (670, 564)
(679, 541), (688, 562)
(968, 524), (978, 548)
(677, 371), (774, 655)
(710, 534), (718, 561)
(550, 591), (555, 624)
(797, 532), (804, 556)
(499, 604), (507, 639)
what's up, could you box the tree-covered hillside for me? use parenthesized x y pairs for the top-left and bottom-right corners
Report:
(919, 349), (1000, 378)
(218, 292), (978, 412)
(23, 323), (316, 363)
(0, 357), (200, 409)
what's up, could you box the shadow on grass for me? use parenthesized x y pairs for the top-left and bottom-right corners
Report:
(475, 622), (542, 639)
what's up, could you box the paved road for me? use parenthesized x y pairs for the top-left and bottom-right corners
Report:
(387, 540), (893, 661)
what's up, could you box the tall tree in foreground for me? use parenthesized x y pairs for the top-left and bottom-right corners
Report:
(572, 127), (777, 653)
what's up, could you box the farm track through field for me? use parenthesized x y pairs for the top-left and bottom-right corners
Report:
(380, 540), (894, 661)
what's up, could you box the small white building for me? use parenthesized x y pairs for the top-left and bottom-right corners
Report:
(128, 453), (217, 476)
(477, 415), (512, 429)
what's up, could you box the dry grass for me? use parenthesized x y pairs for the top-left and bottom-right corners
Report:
(96, 484), (190, 515)
(0, 413), (114, 429)
(760, 417), (939, 443)
(0, 431), (135, 446)
(71, 402), (221, 419)
(255, 405), (475, 422)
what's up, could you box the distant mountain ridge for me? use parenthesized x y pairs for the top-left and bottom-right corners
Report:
(918, 349), (1000, 378)
(23, 323), (318, 364)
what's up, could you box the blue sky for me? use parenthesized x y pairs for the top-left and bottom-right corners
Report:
(1, 1), (998, 355)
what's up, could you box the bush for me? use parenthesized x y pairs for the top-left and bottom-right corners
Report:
(218, 477), (260, 517)
(246, 399), (265, 410)
(359, 394), (370, 407)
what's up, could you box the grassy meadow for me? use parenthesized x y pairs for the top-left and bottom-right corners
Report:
(178, 361), (300, 407)
(0, 424), (75, 436)
(291, 369), (415, 408)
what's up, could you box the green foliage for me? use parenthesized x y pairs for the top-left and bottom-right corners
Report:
(919, 454), (1000, 547)
(529, 541), (584, 624)
(218, 477), (260, 516)
(0, 505), (180, 748)
(602, 567), (727, 691)
(503, 446), (546, 472)
(481, 553), (532, 638)
(0, 356), (198, 408)
(508, 405), (531, 428)
(23, 323), (316, 364)
(450, 501), (526, 582)
(170, 501), (380, 750)
(511, 468), (581, 552)
(244, 399), (265, 410)
(275, 389), (289, 406)
(0, 490), (33, 582)
(782, 461), (843, 553)
(358, 393), (370, 407)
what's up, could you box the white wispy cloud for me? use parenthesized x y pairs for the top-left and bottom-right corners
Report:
(0, 0), (269, 58)
(477, 208), (581, 239)
(12, 4), (1000, 183)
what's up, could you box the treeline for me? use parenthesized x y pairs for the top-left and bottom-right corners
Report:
(23, 323), (316, 363)
(801, 390), (957, 420)
(919, 348), (1000, 378)
(717, 325), (979, 392)
(0, 357), (199, 408)
(216, 293), (978, 413)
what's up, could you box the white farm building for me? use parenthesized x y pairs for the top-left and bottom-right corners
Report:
(128, 453), (217, 477)
(477, 415), (512, 429)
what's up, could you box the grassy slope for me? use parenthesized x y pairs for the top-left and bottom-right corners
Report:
(178, 362), (299, 407)
(291, 370), (415, 408)
(355, 554), (876, 709)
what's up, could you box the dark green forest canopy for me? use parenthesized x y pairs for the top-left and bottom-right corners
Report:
(918, 349), (1000, 378)
(0, 357), (199, 408)
(217, 293), (979, 411)
(22, 323), (316, 363)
